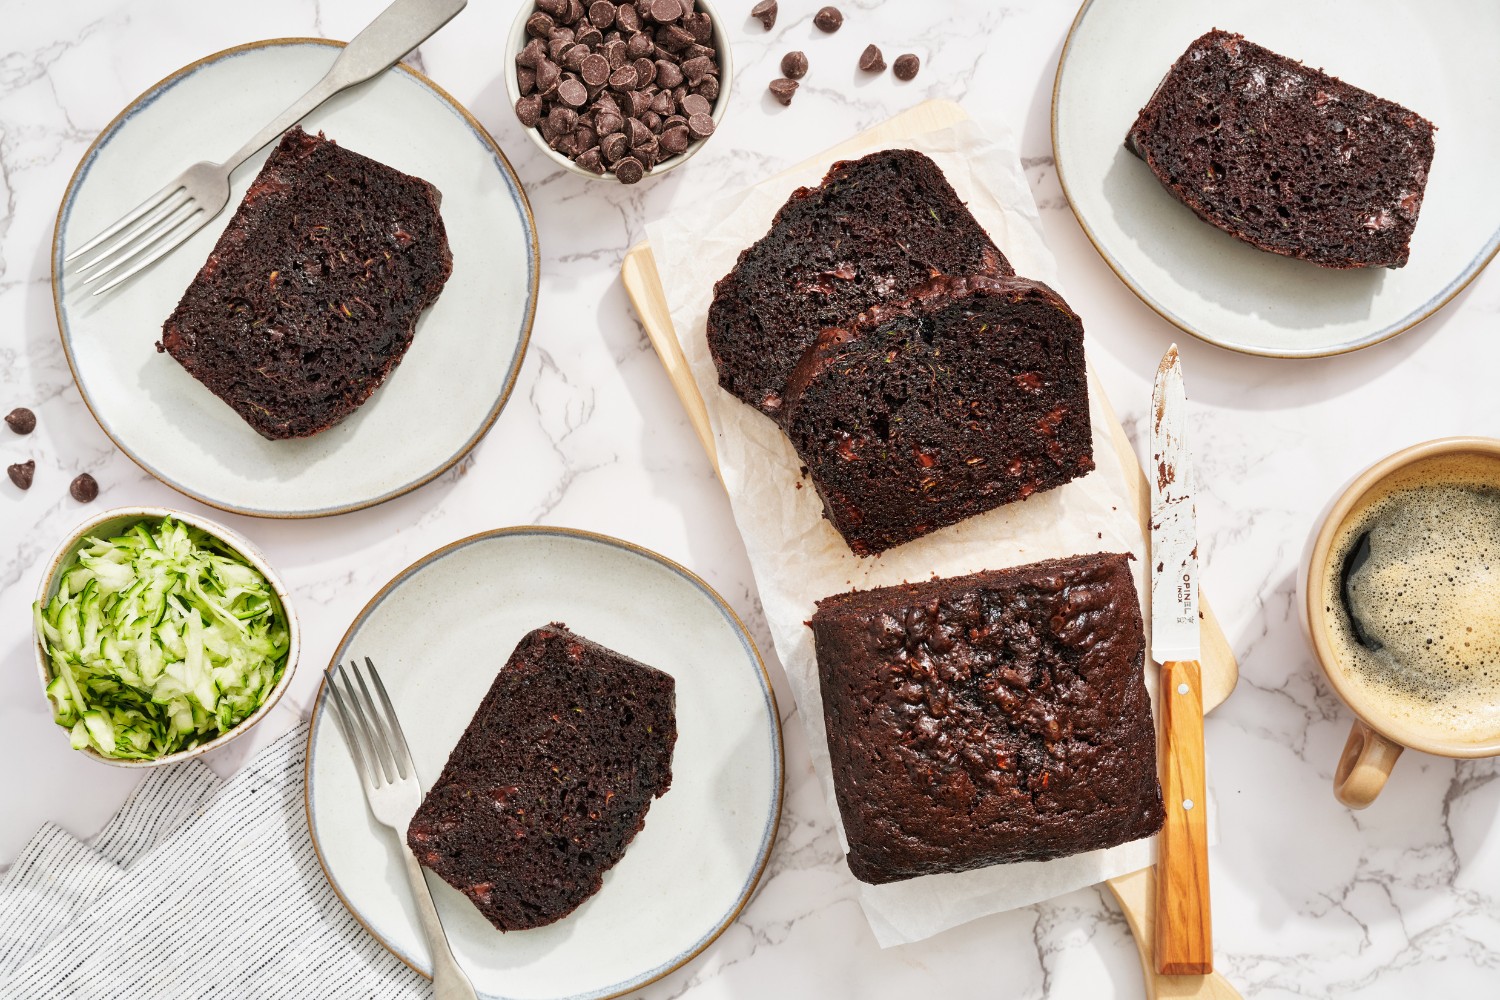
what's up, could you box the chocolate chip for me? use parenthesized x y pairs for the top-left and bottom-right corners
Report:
(649, 0), (681, 22)
(893, 52), (919, 80)
(576, 146), (606, 173)
(7, 460), (33, 491)
(518, 65), (538, 94)
(580, 52), (611, 86)
(538, 0), (568, 14)
(562, 43), (590, 70)
(548, 106), (580, 132)
(684, 11), (712, 41)
(661, 24), (696, 50)
(687, 111), (715, 137)
(615, 2), (640, 31)
(781, 50), (807, 79)
(5, 407), (36, 435)
(576, 25), (603, 47)
(615, 156), (645, 183)
(634, 56), (657, 86)
(680, 92), (711, 117)
(693, 74), (719, 101)
(859, 44), (885, 72)
(558, 78), (589, 106)
(516, 95), (545, 127)
(649, 89), (674, 115)
(750, 0), (776, 30)
(589, 0), (616, 26)
(660, 125), (691, 154)
(633, 137), (660, 164)
(69, 473), (98, 503)
(603, 38), (628, 68)
(594, 109), (624, 135)
(536, 58), (562, 93)
(768, 77), (798, 105)
(608, 64), (639, 90)
(518, 37), (547, 68)
(813, 6), (842, 32)
(527, 12), (556, 37)
(562, 0), (584, 24)
(601, 131), (629, 162)
(626, 89), (652, 116)
(655, 59), (683, 88)
(681, 55), (714, 84)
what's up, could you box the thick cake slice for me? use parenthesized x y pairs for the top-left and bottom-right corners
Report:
(1125, 29), (1435, 269)
(406, 623), (677, 932)
(707, 149), (1012, 419)
(781, 274), (1093, 556)
(158, 127), (453, 439)
(809, 553), (1163, 884)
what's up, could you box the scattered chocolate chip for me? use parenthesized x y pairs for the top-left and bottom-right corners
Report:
(69, 473), (97, 503)
(615, 156), (645, 184)
(768, 77), (798, 106)
(859, 44), (885, 73)
(893, 52), (920, 80)
(7, 460), (33, 491)
(813, 5), (842, 32)
(750, 0), (777, 30)
(5, 407), (36, 435)
(781, 50), (807, 79)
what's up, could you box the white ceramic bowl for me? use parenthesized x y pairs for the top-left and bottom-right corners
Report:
(33, 506), (301, 768)
(504, 0), (732, 181)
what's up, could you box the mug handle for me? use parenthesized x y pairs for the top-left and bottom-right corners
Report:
(1334, 720), (1403, 809)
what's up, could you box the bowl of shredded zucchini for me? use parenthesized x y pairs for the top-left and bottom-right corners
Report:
(32, 507), (299, 766)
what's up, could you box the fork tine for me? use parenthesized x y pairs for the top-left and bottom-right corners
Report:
(64, 180), (184, 262)
(75, 189), (192, 274)
(89, 207), (208, 296)
(83, 199), (200, 285)
(364, 658), (413, 780)
(350, 660), (402, 783)
(325, 665), (376, 789)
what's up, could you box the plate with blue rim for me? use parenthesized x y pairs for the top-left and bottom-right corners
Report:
(304, 526), (784, 1000)
(52, 38), (536, 517)
(1053, 0), (1500, 357)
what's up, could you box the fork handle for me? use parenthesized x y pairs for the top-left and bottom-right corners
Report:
(221, 0), (468, 173)
(398, 846), (479, 999)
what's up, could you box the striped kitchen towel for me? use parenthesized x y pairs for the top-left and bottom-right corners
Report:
(0, 724), (427, 999)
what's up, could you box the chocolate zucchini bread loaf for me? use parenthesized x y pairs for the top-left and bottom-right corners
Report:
(406, 624), (677, 932)
(159, 127), (452, 439)
(809, 553), (1163, 884)
(1125, 30), (1435, 269)
(707, 149), (1012, 418)
(781, 274), (1093, 556)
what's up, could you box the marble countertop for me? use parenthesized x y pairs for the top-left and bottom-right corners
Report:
(3, 1), (1498, 996)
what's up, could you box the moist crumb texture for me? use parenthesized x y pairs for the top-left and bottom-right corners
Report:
(406, 623), (677, 932)
(707, 149), (1012, 418)
(158, 127), (453, 439)
(809, 553), (1163, 884)
(1125, 29), (1435, 269)
(782, 274), (1094, 556)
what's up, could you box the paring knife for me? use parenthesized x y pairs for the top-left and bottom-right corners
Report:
(1151, 344), (1213, 976)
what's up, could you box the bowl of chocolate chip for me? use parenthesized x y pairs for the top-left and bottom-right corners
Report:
(507, 0), (731, 183)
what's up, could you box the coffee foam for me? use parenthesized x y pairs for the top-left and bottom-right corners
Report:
(1323, 454), (1500, 747)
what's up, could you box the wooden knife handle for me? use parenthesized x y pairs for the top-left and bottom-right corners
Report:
(1155, 659), (1213, 975)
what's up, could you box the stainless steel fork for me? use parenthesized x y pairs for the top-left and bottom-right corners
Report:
(325, 657), (477, 1000)
(66, 0), (467, 295)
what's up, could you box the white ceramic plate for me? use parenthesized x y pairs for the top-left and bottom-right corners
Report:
(1053, 0), (1500, 357)
(52, 39), (537, 516)
(305, 527), (783, 1000)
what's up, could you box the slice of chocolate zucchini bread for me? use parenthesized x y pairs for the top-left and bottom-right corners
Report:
(809, 553), (1163, 884)
(707, 149), (1012, 419)
(780, 274), (1093, 556)
(158, 126), (452, 439)
(406, 623), (677, 932)
(1125, 29), (1435, 269)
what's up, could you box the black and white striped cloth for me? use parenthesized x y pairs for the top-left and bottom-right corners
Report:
(0, 725), (428, 999)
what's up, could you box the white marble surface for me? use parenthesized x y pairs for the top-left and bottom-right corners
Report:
(2, 1), (1498, 997)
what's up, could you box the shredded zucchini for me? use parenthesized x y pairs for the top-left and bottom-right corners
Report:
(35, 517), (290, 760)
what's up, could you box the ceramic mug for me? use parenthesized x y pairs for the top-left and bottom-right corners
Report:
(1298, 437), (1500, 808)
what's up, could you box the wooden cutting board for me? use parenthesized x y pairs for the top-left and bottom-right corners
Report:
(621, 100), (1240, 1000)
